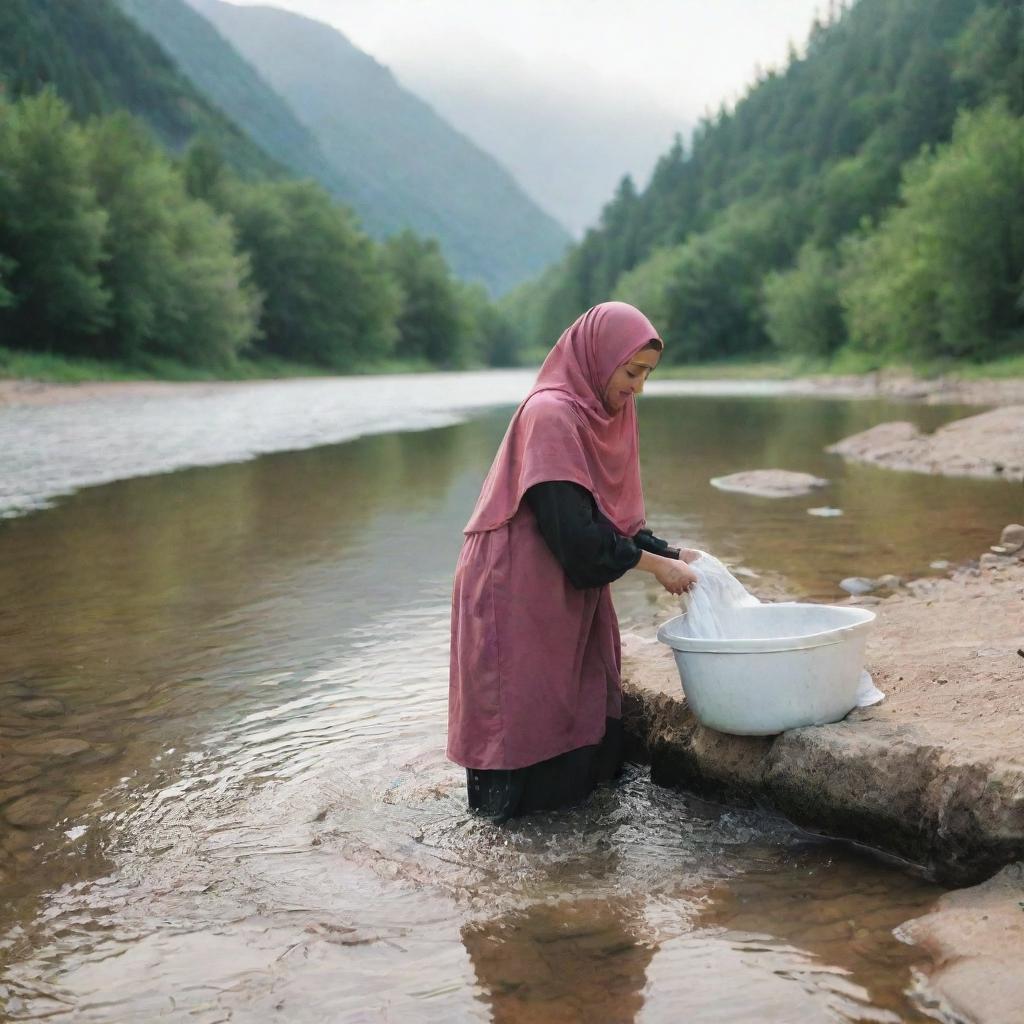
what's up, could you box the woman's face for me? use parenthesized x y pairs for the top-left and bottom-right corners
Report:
(602, 346), (661, 414)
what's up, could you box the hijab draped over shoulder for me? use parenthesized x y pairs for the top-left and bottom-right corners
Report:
(463, 301), (661, 538)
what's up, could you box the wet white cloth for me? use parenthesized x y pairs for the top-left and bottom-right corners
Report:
(681, 551), (885, 708)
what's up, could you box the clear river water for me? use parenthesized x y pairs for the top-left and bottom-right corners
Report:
(1, 371), (1019, 1022)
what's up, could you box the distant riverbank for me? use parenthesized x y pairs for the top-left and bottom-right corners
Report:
(0, 346), (439, 389)
(4, 345), (1024, 409)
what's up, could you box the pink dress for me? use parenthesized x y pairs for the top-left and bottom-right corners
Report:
(447, 497), (622, 769)
(446, 302), (662, 774)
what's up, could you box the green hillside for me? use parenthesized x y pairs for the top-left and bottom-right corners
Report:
(0, 0), (278, 179)
(518, 0), (1023, 367)
(185, 0), (571, 294)
(116, 0), (356, 206)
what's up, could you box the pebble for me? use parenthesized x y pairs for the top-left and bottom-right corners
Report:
(840, 577), (877, 595)
(979, 553), (1013, 570)
(12, 737), (92, 759)
(14, 697), (65, 718)
(1, 682), (35, 699)
(3, 793), (70, 829)
(876, 574), (904, 590)
(3, 762), (43, 783)
(930, 560), (951, 570)
(0, 783), (31, 805)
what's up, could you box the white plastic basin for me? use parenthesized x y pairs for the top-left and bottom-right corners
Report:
(656, 603), (876, 736)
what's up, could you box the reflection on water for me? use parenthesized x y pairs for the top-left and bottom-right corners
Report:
(636, 395), (1017, 600)
(2, 382), (1010, 1020)
(463, 898), (654, 1024)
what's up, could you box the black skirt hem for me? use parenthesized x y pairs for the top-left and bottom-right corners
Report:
(466, 717), (624, 823)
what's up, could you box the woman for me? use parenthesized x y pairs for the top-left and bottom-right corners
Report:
(447, 301), (698, 821)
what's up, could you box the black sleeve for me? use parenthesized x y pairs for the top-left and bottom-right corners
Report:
(524, 480), (642, 589)
(633, 528), (681, 560)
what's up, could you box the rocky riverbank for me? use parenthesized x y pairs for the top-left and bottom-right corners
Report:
(621, 529), (1024, 1023)
(801, 371), (1024, 407)
(899, 863), (1024, 1024)
(622, 533), (1024, 883)
(827, 405), (1024, 482)
(3, 369), (1023, 409)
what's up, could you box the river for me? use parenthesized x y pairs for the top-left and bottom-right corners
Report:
(1, 372), (1017, 1021)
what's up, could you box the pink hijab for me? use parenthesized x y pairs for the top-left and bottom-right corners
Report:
(464, 301), (661, 538)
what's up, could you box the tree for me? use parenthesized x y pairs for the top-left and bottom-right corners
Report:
(87, 112), (259, 366)
(611, 245), (687, 342)
(0, 90), (108, 352)
(840, 100), (1024, 360)
(0, 258), (14, 311)
(456, 281), (521, 366)
(181, 135), (229, 204)
(658, 200), (802, 361)
(763, 244), (845, 357)
(952, 0), (1024, 115)
(384, 230), (467, 367)
(223, 180), (398, 368)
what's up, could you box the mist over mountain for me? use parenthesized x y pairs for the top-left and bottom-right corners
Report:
(518, 0), (1024, 367)
(117, 0), (355, 201)
(184, 0), (571, 293)
(392, 60), (687, 238)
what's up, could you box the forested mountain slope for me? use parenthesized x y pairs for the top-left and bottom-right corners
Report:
(520, 0), (1023, 365)
(185, 0), (571, 294)
(117, 0), (354, 202)
(0, 0), (278, 178)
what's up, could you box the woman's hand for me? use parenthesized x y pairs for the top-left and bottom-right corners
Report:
(637, 550), (698, 595)
(677, 548), (701, 564)
(655, 557), (698, 595)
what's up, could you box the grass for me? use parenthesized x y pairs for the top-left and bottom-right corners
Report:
(0, 346), (439, 384)
(2, 344), (1021, 386)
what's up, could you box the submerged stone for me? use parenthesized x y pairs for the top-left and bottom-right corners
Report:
(15, 697), (65, 718)
(3, 793), (70, 828)
(709, 470), (829, 498)
(13, 737), (91, 759)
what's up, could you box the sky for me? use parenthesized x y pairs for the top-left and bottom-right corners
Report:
(227, 0), (826, 235)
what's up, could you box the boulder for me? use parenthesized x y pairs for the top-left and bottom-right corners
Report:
(827, 407), (1024, 481)
(899, 863), (1024, 1024)
(3, 792), (70, 828)
(999, 523), (1024, 553)
(710, 469), (829, 498)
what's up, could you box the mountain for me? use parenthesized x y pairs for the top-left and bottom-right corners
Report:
(523, 0), (1024, 358)
(183, 0), (570, 294)
(115, 0), (355, 205)
(0, 0), (278, 179)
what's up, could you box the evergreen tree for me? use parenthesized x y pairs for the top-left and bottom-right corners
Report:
(520, 0), (1022, 366)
